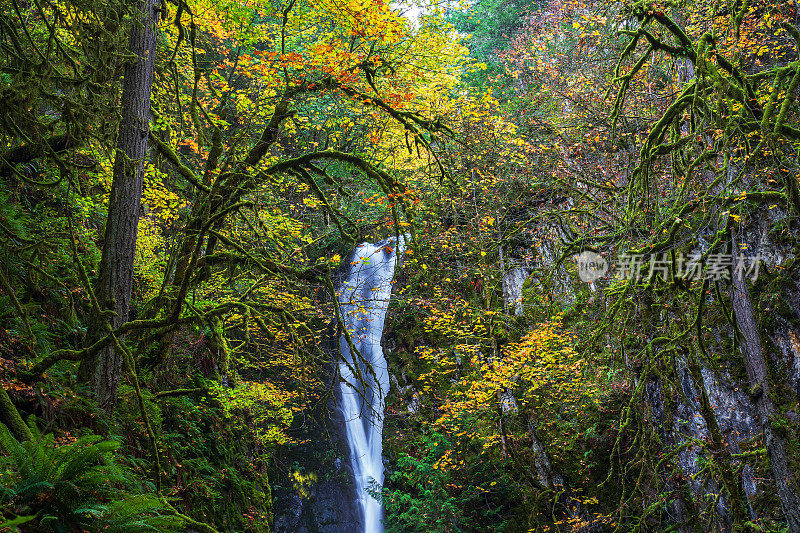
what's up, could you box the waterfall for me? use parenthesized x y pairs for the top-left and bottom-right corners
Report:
(338, 236), (403, 533)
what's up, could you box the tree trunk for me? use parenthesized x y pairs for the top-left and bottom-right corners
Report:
(80, 0), (160, 412)
(730, 232), (800, 532)
(686, 356), (749, 528)
(0, 386), (32, 442)
(528, 418), (563, 489)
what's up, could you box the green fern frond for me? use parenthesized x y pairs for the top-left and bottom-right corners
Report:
(0, 427), (184, 532)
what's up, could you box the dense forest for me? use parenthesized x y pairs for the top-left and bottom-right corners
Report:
(1, 0), (799, 530)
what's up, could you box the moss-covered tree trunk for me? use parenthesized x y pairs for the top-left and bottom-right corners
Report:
(730, 233), (800, 532)
(79, 0), (160, 412)
(0, 386), (32, 442)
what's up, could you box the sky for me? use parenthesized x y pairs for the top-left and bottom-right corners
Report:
(393, 0), (423, 26)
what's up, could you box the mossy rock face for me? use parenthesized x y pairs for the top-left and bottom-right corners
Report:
(152, 389), (276, 533)
(521, 277), (550, 321)
(754, 268), (800, 330)
(767, 217), (794, 246)
(384, 297), (429, 376)
(114, 384), (163, 439)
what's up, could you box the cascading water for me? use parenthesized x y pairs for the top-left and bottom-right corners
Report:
(338, 236), (403, 533)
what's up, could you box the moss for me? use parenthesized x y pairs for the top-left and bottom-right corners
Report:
(521, 278), (549, 322)
(114, 384), (163, 439)
(767, 217), (795, 246)
(754, 266), (800, 331)
(156, 391), (275, 532)
(0, 386), (32, 442)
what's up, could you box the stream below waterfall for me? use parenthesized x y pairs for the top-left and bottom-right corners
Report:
(337, 236), (403, 533)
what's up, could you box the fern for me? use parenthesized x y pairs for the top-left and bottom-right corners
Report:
(0, 423), (183, 532)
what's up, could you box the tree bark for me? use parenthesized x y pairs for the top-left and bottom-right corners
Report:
(528, 418), (563, 489)
(0, 386), (33, 442)
(79, 0), (160, 412)
(730, 232), (800, 532)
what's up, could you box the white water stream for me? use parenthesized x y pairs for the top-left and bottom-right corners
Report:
(338, 236), (403, 533)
